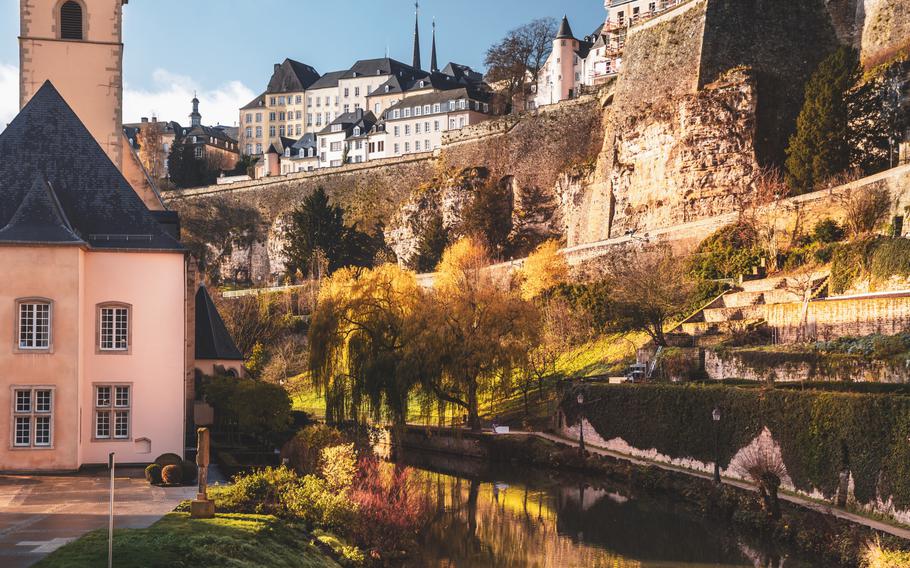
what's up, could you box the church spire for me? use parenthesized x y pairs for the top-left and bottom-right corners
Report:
(412, 1), (422, 70)
(190, 92), (202, 127)
(431, 19), (439, 73)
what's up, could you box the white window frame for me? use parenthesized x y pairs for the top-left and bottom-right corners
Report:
(17, 299), (52, 351)
(94, 384), (131, 441)
(98, 304), (130, 353)
(11, 387), (54, 449)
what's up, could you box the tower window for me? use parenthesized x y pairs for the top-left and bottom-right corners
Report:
(60, 1), (84, 40)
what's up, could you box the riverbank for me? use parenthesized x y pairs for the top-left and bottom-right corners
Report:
(394, 426), (910, 566)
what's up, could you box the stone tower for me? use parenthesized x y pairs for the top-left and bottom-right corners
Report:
(190, 94), (202, 127)
(554, 16), (579, 102)
(19, 0), (128, 170)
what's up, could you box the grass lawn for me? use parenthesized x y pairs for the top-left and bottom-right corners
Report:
(35, 513), (341, 568)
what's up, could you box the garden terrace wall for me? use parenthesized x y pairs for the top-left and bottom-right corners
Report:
(559, 383), (910, 524)
(705, 348), (909, 383)
(767, 294), (910, 344)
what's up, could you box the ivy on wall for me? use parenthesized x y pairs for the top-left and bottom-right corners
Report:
(562, 384), (910, 509)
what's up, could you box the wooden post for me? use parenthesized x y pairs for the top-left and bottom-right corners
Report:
(190, 428), (215, 519)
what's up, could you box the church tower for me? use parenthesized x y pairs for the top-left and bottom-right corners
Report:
(190, 94), (202, 127)
(19, 0), (128, 170)
(412, 1), (421, 70)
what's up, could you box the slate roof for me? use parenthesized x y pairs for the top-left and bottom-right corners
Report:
(241, 92), (266, 110)
(267, 59), (320, 93)
(195, 285), (243, 361)
(318, 110), (376, 137)
(383, 87), (492, 119)
(309, 70), (347, 90)
(556, 16), (575, 39)
(0, 82), (183, 251)
(343, 58), (420, 80)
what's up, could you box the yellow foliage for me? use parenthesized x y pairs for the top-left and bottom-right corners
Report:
(517, 240), (568, 301)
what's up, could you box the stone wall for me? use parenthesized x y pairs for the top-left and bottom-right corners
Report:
(705, 348), (908, 383)
(577, 0), (842, 243)
(767, 294), (910, 344)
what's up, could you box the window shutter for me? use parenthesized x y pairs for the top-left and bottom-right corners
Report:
(60, 2), (83, 40)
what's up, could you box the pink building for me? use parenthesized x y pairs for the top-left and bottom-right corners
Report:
(2, 0), (243, 472)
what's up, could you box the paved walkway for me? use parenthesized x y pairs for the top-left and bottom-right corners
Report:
(524, 431), (910, 541)
(0, 468), (196, 568)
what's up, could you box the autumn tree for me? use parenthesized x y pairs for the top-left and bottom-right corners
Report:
(517, 240), (568, 301)
(484, 18), (557, 113)
(136, 120), (166, 180)
(606, 246), (696, 347)
(785, 46), (861, 194)
(308, 264), (424, 429)
(418, 237), (539, 431)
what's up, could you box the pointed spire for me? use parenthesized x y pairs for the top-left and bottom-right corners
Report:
(413, 1), (422, 70)
(431, 18), (439, 73)
(556, 15), (575, 40)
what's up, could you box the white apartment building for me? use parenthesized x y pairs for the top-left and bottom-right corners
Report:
(384, 88), (492, 157)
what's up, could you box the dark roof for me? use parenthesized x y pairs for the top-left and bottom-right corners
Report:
(292, 133), (317, 150)
(556, 16), (575, 39)
(184, 124), (239, 145)
(0, 82), (183, 251)
(318, 110), (376, 136)
(309, 70), (347, 90)
(241, 93), (266, 110)
(195, 286), (243, 362)
(384, 87), (492, 118)
(442, 62), (485, 85)
(267, 59), (320, 93)
(343, 58), (419, 80)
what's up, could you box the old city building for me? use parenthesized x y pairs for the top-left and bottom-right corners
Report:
(3, 0), (241, 472)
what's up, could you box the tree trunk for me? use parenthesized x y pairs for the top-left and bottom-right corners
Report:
(467, 380), (481, 432)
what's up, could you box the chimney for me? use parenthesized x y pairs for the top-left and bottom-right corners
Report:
(274, 63), (281, 74)
(152, 116), (158, 123)
(141, 117), (148, 123)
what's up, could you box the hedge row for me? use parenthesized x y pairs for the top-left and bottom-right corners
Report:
(562, 384), (910, 509)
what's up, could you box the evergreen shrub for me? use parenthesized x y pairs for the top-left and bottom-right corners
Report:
(161, 464), (183, 486)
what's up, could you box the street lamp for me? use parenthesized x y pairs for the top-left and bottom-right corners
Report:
(577, 393), (586, 457)
(712, 407), (722, 484)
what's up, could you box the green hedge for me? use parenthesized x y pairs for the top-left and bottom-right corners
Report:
(562, 384), (910, 509)
(831, 237), (910, 294)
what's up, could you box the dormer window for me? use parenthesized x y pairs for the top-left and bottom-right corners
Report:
(385, 85), (391, 93)
(60, 1), (84, 40)
(419, 81), (426, 88)
(353, 127), (361, 136)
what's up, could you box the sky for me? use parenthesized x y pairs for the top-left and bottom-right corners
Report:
(0, 0), (605, 128)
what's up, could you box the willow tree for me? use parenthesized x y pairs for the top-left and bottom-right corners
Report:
(419, 237), (540, 431)
(308, 264), (424, 428)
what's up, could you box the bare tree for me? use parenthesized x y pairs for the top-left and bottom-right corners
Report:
(604, 245), (695, 347)
(839, 185), (892, 237)
(484, 18), (557, 113)
(136, 120), (167, 180)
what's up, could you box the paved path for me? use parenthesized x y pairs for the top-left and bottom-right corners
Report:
(0, 468), (195, 568)
(523, 431), (910, 541)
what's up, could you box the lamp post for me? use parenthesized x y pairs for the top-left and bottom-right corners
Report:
(712, 407), (722, 484)
(577, 393), (586, 457)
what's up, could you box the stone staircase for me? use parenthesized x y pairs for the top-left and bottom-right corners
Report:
(680, 271), (830, 338)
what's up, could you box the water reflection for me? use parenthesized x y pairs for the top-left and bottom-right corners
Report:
(401, 452), (817, 568)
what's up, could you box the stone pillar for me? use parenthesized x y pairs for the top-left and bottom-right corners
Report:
(190, 428), (215, 519)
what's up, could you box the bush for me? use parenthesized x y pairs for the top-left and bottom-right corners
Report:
(144, 463), (162, 485)
(813, 219), (846, 244)
(154, 453), (182, 467)
(283, 424), (345, 476)
(831, 237), (910, 293)
(180, 460), (198, 485)
(320, 444), (357, 492)
(561, 384), (910, 511)
(688, 223), (762, 280)
(201, 375), (293, 445)
(283, 475), (357, 530)
(161, 464), (183, 486)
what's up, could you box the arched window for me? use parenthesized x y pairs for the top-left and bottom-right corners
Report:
(60, 1), (84, 40)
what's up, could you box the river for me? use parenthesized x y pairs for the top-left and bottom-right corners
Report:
(398, 450), (821, 568)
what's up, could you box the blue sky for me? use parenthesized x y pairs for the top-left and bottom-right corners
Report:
(0, 0), (605, 127)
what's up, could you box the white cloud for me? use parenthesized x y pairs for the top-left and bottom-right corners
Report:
(0, 64), (255, 131)
(0, 63), (19, 130)
(123, 68), (255, 127)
